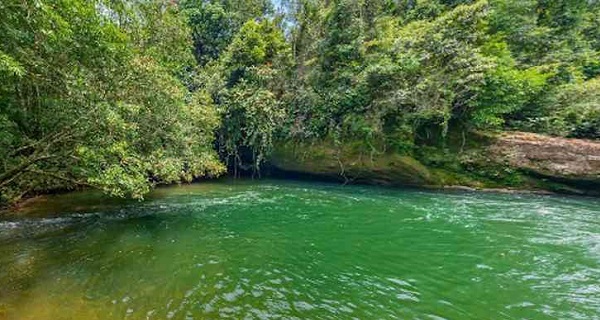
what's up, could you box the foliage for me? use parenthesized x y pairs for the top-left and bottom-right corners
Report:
(469, 68), (541, 127)
(2, 0), (600, 205)
(219, 81), (284, 175)
(181, 0), (273, 65)
(544, 77), (600, 139)
(278, 0), (600, 145)
(0, 0), (223, 206)
(200, 18), (291, 174)
(221, 19), (290, 86)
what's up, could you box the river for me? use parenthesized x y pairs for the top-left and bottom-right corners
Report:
(0, 180), (598, 319)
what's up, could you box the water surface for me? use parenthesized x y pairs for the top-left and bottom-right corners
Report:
(0, 180), (599, 319)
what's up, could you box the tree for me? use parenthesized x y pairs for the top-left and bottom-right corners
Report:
(0, 0), (223, 206)
(204, 18), (291, 174)
(181, 0), (273, 65)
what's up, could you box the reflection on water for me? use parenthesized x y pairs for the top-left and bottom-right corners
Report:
(0, 180), (599, 319)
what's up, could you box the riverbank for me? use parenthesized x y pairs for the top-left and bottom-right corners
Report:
(269, 131), (600, 196)
(2, 131), (599, 214)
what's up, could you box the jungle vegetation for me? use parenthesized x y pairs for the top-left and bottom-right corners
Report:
(1, 0), (599, 206)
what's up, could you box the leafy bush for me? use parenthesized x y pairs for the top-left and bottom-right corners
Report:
(545, 77), (600, 139)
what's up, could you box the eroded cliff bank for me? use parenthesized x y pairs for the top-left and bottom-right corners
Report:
(269, 132), (600, 195)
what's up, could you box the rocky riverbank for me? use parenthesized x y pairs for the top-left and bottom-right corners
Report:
(269, 132), (600, 196)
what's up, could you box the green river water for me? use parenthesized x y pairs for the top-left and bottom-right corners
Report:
(0, 180), (598, 319)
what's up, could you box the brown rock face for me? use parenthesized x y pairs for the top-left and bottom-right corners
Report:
(488, 132), (600, 181)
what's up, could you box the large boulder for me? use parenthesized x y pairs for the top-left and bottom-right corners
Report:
(488, 132), (600, 181)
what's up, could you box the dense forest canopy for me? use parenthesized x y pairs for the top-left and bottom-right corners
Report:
(1, 0), (599, 206)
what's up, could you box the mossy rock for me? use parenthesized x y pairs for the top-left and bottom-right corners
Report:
(270, 132), (600, 196)
(270, 141), (435, 186)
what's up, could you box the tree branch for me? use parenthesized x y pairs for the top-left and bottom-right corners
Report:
(0, 154), (56, 188)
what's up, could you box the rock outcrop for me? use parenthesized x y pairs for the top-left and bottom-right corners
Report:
(488, 132), (600, 179)
(269, 132), (600, 195)
(270, 142), (434, 186)
(485, 132), (600, 194)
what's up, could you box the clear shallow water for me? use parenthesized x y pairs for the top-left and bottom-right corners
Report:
(0, 180), (599, 320)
